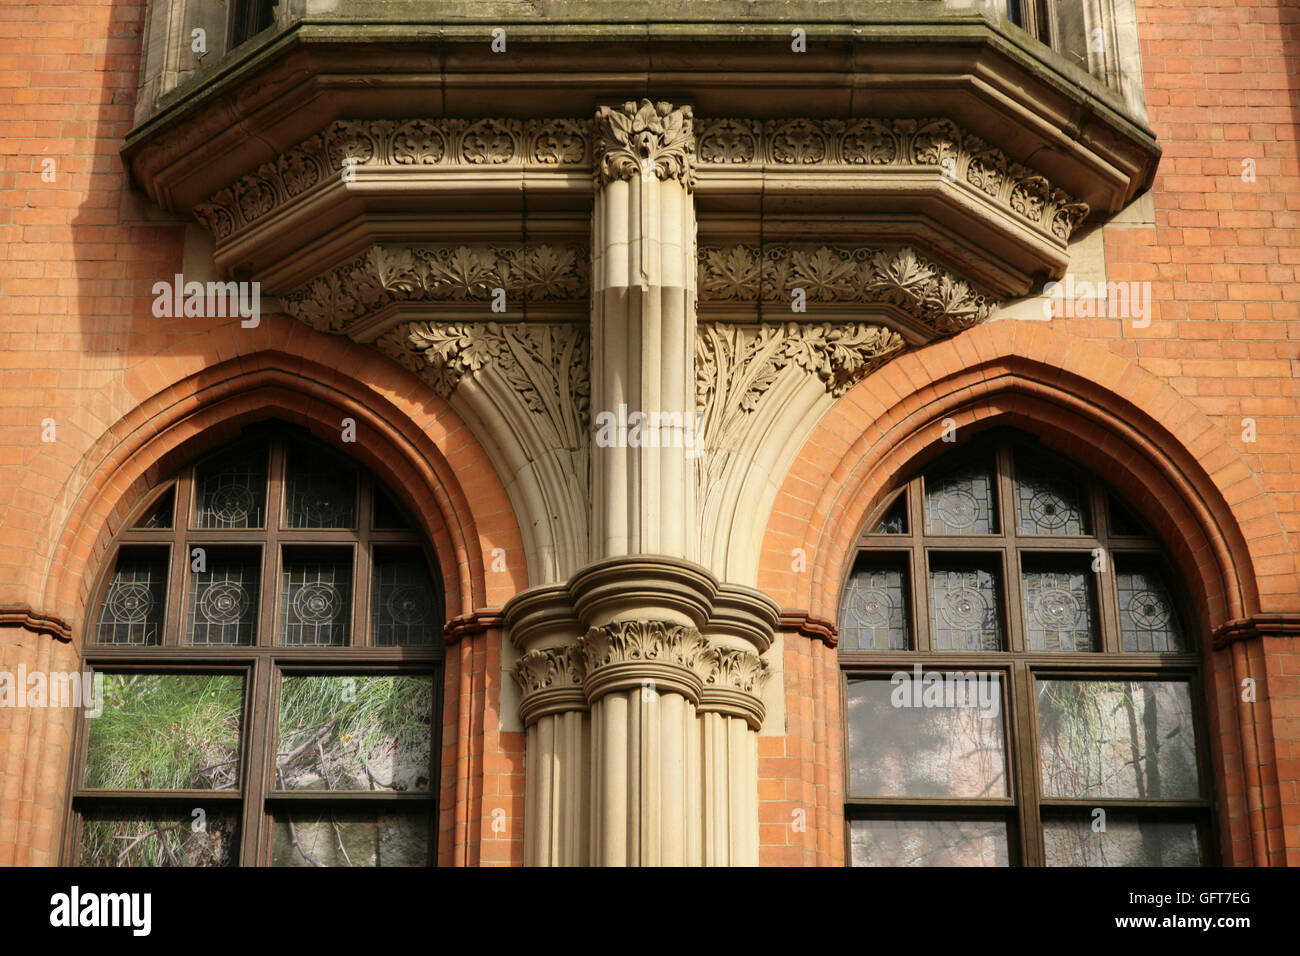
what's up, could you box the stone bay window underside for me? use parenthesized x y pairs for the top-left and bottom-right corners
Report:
(123, 11), (1159, 865)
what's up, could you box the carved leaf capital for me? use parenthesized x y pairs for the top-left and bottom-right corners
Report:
(594, 99), (696, 189)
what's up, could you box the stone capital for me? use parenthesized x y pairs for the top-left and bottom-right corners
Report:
(579, 620), (711, 703)
(593, 99), (696, 189)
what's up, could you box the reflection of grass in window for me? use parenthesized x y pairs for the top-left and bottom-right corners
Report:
(83, 674), (243, 790)
(80, 812), (236, 867)
(276, 676), (432, 792)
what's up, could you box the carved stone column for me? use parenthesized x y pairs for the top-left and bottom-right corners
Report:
(590, 99), (698, 560)
(507, 587), (589, 867)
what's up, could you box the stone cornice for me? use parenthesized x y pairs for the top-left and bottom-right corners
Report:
(0, 605), (73, 643)
(593, 100), (695, 190)
(698, 245), (996, 339)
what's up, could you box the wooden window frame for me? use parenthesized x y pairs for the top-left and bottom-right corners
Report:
(64, 428), (444, 867)
(839, 432), (1217, 867)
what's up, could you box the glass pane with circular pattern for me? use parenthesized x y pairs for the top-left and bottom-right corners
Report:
(279, 548), (352, 646)
(1043, 812), (1202, 867)
(1037, 679), (1201, 799)
(1014, 456), (1090, 535)
(846, 676), (1007, 798)
(1116, 564), (1188, 652)
(850, 818), (1010, 867)
(83, 673), (243, 790)
(187, 548), (259, 645)
(1021, 560), (1099, 652)
(839, 556), (909, 651)
(275, 674), (433, 792)
(94, 548), (167, 646)
(194, 447), (267, 529)
(285, 447), (356, 529)
(924, 458), (998, 535)
(929, 559), (1004, 650)
(372, 549), (440, 647)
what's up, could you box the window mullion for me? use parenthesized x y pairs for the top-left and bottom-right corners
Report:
(907, 478), (931, 650)
(239, 656), (274, 865)
(1010, 659), (1046, 867)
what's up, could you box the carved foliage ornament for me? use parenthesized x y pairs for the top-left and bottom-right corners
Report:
(379, 320), (590, 437)
(698, 244), (996, 336)
(593, 99), (696, 190)
(579, 621), (710, 676)
(194, 118), (592, 240)
(279, 243), (588, 333)
(696, 117), (1090, 241)
(513, 645), (587, 696)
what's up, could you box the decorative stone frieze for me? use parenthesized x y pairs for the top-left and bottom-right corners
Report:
(696, 116), (1091, 241)
(593, 99), (696, 189)
(698, 245), (997, 336)
(279, 243), (589, 334)
(193, 118), (593, 241)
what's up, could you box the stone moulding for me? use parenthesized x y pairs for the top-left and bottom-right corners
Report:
(696, 116), (1091, 241)
(593, 99), (696, 189)
(698, 244), (997, 338)
(279, 243), (589, 334)
(193, 117), (593, 241)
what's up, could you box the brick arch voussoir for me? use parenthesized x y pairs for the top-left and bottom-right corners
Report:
(43, 353), (522, 643)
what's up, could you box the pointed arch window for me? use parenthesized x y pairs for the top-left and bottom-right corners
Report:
(838, 431), (1212, 867)
(70, 426), (443, 867)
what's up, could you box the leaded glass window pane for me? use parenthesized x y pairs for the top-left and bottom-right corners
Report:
(80, 808), (239, 867)
(846, 676), (1007, 798)
(285, 447), (356, 529)
(1037, 679), (1201, 799)
(850, 819), (1009, 867)
(929, 560), (1004, 650)
(279, 550), (351, 646)
(1117, 565), (1188, 652)
(194, 448), (267, 529)
(372, 487), (410, 529)
(1022, 562), (1099, 652)
(271, 809), (431, 867)
(94, 549), (166, 646)
(870, 495), (908, 534)
(187, 549), (259, 645)
(134, 488), (174, 529)
(372, 550), (440, 647)
(1015, 457), (1090, 535)
(924, 458), (998, 534)
(1043, 813), (1202, 867)
(83, 673), (243, 789)
(275, 675), (433, 792)
(839, 556), (909, 651)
